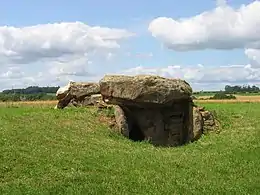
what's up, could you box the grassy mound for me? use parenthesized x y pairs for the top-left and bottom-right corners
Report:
(0, 103), (259, 194)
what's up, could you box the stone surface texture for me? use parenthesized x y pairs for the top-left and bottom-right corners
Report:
(99, 75), (192, 106)
(191, 107), (203, 141)
(55, 81), (100, 109)
(100, 75), (195, 146)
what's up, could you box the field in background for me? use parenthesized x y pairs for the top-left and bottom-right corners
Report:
(0, 101), (259, 194)
(0, 100), (58, 107)
(1, 93), (260, 107)
(194, 92), (260, 96)
(0, 90), (260, 106)
(195, 94), (260, 102)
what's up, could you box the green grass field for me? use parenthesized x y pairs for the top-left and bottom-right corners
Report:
(0, 102), (260, 195)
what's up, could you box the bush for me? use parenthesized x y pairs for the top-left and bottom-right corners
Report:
(210, 92), (236, 100)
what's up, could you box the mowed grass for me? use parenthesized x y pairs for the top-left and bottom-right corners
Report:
(0, 102), (260, 195)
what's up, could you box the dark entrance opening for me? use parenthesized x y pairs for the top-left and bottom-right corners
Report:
(123, 106), (145, 142)
(129, 121), (145, 142)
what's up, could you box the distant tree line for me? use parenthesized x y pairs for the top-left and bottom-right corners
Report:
(193, 85), (260, 95)
(224, 85), (260, 93)
(2, 86), (59, 94)
(0, 93), (57, 102)
(0, 86), (60, 102)
(193, 91), (219, 95)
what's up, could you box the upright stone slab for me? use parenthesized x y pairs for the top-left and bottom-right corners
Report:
(100, 75), (194, 147)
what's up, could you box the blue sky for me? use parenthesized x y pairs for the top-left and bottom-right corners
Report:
(0, 0), (260, 91)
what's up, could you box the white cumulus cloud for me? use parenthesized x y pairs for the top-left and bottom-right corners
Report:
(245, 48), (260, 68)
(0, 22), (134, 64)
(0, 67), (24, 79)
(146, 0), (260, 89)
(216, 0), (228, 7)
(48, 55), (94, 77)
(148, 1), (260, 51)
(0, 22), (134, 89)
(120, 64), (260, 91)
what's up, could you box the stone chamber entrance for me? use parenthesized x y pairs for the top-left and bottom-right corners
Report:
(116, 99), (193, 147)
(54, 74), (217, 147)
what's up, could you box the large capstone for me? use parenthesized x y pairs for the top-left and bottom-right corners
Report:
(99, 75), (192, 106)
(100, 75), (196, 147)
(55, 81), (100, 109)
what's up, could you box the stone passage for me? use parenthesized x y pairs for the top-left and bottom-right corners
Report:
(100, 75), (195, 147)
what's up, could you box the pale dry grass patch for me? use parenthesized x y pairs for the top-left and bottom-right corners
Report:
(1, 95), (260, 107)
(196, 95), (260, 103)
(0, 100), (58, 108)
(195, 99), (260, 103)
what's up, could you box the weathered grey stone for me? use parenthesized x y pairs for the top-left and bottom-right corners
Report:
(90, 94), (103, 105)
(55, 81), (100, 109)
(71, 94), (102, 107)
(98, 75), (196, 146)
(201, 110), (216, 133)
(191, 107), (203, 141)
(113, 105), (130, 137)
(79, 96), (92, 106)
(99, 75), (192, 106)
(56, 81), (72, 100)
(69, 82), (100, 98)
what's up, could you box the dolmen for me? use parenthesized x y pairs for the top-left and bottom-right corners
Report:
(99, 75), (198, 147)
(55, 75), (217, 147)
